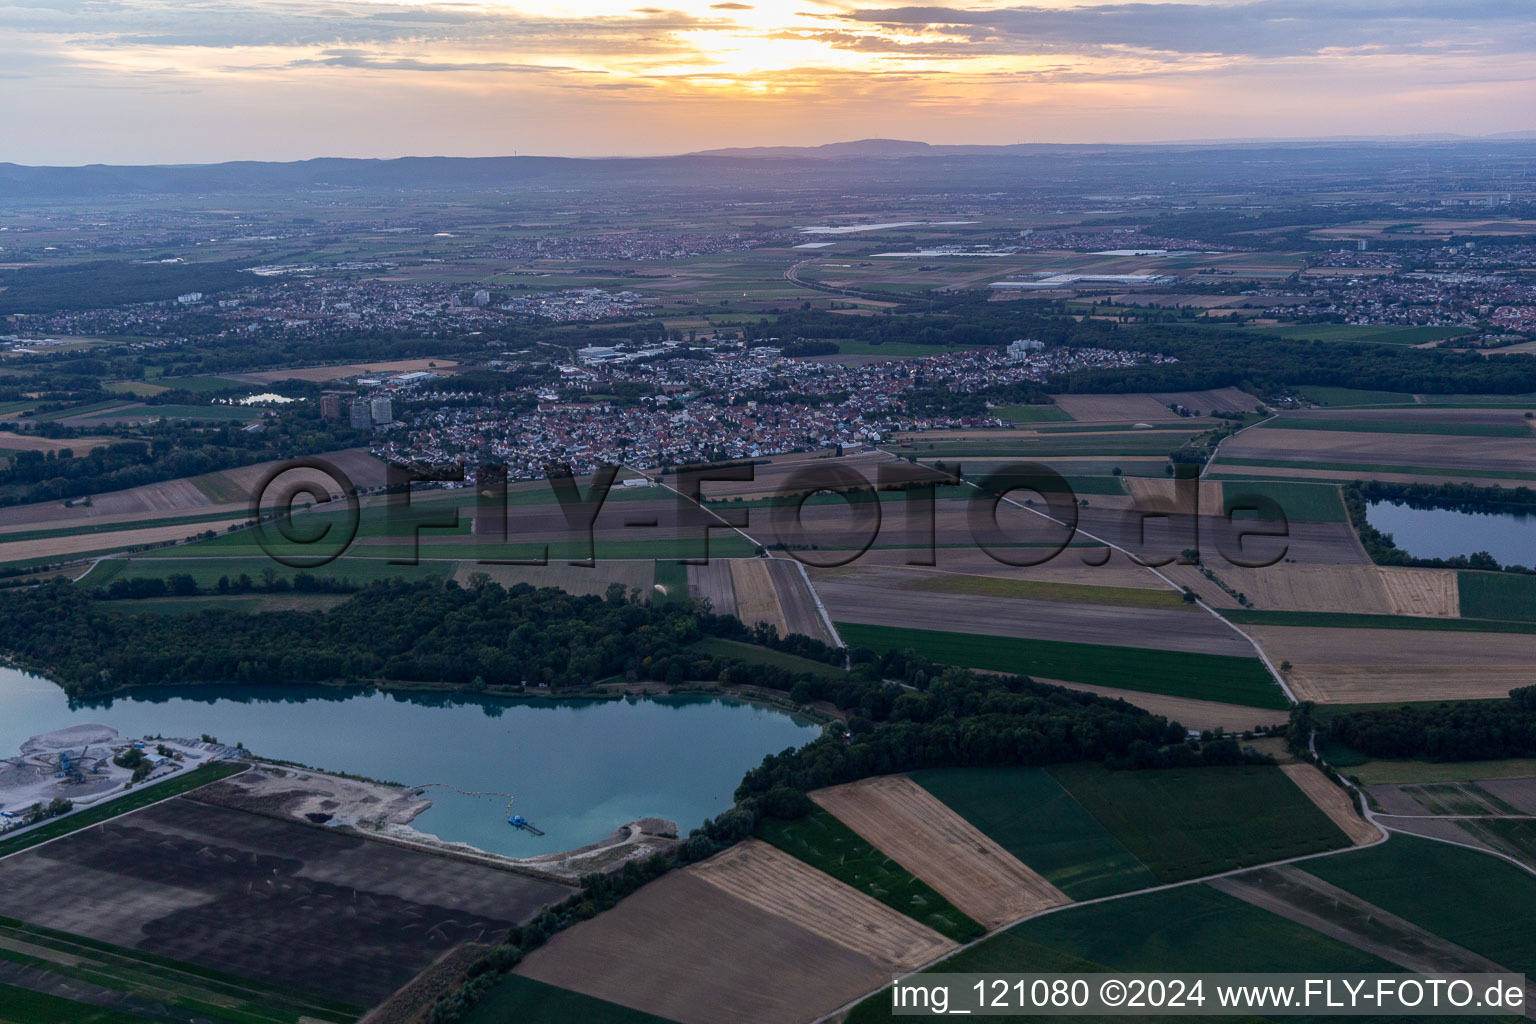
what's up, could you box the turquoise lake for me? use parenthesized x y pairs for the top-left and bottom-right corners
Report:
(0, 667), (819, 855)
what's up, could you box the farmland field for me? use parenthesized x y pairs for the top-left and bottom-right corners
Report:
(810, 776), (1069, 929)
(836, 622), (1287, 709)
(465, 976), (672, 1024)
(845, 883), (1397, 1024)
(1253, 324), (1474, 346)
(908, 766), (1158, 900)
(1221, 480), (1347, 522)
(1459, 571), (1536, 622)
(0, 798), (572, 1007)
(756, 807), (983, 942)
(891, 571), (1187, 609)
(0, 982), (156, 1024)
(1225, 610), (1536, 633)
(991, 403), (1073, 424)
(515, 864), (930, 1024)
(690, 637), (846, 680)
(1279, 763), (1380, 846)
(1047, 763), (1351, 882)
(689, 840), (956, 968)
(1301, 835), (1536, 974)
(1295, 386), (1420, 407)
(1257, 418), (1531, 438)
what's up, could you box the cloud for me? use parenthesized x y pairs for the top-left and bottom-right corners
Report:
(711, 3), (755, 8)
(841, 0), (1536, 59)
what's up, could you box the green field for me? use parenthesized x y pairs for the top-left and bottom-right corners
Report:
(1459, 572), (1536, 621)
(465, 975), (671, 1024)
(0, 763), (246, 858)
(847, 883), (1396, 1024)
(689, 637), (846, 680)
(1058, 475), (1128, 496)
(1302, 835), (1536, 974)
(897, 573), (1189, 610)
(1222, 609), (1536, 634)
(0, 916), (360, 1024)
(1346, 758), (1536, 784)
(1047, 763), (1350, 882)
(0, 509), (250, 545)
(1259, 418), (1531, 438)
(1221, 480), (1346, 522)
(835, 622), (1288, 709)
(651, 558), (688, 603)
(909, 767), (1158, 900)
(0, 984), (149, 1024)
(152, 375), (251, 393)
(1295, 386), (1418, 407)
(81, 556), (455, 591)
(756, 807), (984, 942)
(992, 404), (1073, 424)
(1258, 324), (1472, 347)
(82, 404), (260, 422)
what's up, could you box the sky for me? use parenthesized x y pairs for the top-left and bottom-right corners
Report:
(2, 0), (1534, 165)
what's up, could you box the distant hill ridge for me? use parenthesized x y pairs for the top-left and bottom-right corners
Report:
(2, 135), (1534, 199)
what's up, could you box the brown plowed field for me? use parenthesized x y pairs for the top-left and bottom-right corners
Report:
(730, 558), (789, 635)
(814, 577), (1253, 656)
(1201, 564), (1395, 614)
(1247, 626), (1535, 704)
(811, 775), (1069, 928)
(765, 557), (836, 645)
(1049, 393), (1184, 422)
(1223, 428), (1535, 474)
(0, 517), (251, 563)
(1126, 477), (1225, 514)
(515, 869), (894, 1024)
(1150, 388), (1265, 414)
(687, 559), (738, 616)
(1378, 568), (1460, 617)
(1280, 765), (1380, 845)
(690, 840), (954, 968)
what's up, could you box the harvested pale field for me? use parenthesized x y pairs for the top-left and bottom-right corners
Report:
(765, 557), (837, 645)
(0, 450), (386, 529)
(1158, 564), (1241, 609)
(1378, 568), (1460, 617)
(689, 840), (955, 968)
(1126, 477), (1225, 514)
(450, 560), (654, 598)
(1049, 393), (1184, 423)
(1198, 564), (1394, 614)
(1150, 387), (1266, 414)
(0, 517), (250, 563)
(812, 550), (1164, 588)
(1031, 678), (1286, 734)
(1223, 428), (1535, 474)
(235, 359), (459, 384)
(730, 558), (789, 636)
(687, 559), (737, 616)
(1212, 463), (1536, 489)
(1284, 407), (1532, 426)
(206, 450), (389, 505)
(811, 775), (1069, 928)
(0, 433), (123, 454)
(813, 575), (1253, 656)
(1280, 764), (1381, 846)
(515, 869), (897, 1024)
(1246, 626), (1535, 704)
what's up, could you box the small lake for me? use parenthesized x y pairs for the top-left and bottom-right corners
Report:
(1366, 500), (1536, 565)
(0, 668), (819, 855)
